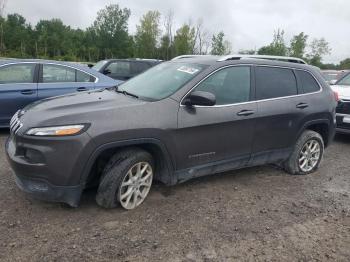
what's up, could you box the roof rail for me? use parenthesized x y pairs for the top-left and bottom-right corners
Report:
(217, 54), (307, 64)
(171, 55), (213, 61)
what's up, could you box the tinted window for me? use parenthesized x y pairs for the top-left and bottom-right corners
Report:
(0, 63), (36, 84)
(337, 73), (350, 86)
(77, 70), (95, 82)
(296, 70), (320, 93)
(132, 62), (151, 74)
(119, 62), (207, 101)
(43, 64), (75, 83)
(106, 61), (131, 75)
(195, 66), (251, 105)
(256, 67), (297, 100)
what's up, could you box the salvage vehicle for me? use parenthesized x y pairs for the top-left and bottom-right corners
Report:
(6, 55), (337, 210)
(92, 58), (162, 82)
(0, 59), (119, 127)
(330, 71), (350, 133)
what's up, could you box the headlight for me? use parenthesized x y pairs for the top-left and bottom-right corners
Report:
(26, 125), (86, 136)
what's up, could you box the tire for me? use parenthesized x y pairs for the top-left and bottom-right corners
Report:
(96, 148), (154, 209)
(284, 130), (324, 175)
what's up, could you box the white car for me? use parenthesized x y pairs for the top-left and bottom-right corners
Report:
(330, 72), (350, 133)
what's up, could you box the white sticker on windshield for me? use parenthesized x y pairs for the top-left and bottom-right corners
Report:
(177, 66), (199, 75)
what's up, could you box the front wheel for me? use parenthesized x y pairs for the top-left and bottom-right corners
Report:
(284, 130), (324, 175)
(96, 148), (154, 210)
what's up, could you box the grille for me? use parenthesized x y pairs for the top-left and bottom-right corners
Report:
(10, 110), (23, 134)
(336, 99), (350, 115)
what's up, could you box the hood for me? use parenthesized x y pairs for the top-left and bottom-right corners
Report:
(331, 85), (350, 100)
(19, 88), (146, 129)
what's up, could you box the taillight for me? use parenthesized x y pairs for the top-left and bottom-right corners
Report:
(333, 91), (339, 102)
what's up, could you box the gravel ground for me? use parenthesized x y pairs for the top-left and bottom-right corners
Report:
(0, 130), (349, 261)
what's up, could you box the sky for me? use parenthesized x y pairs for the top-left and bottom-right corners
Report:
(5, 0), (350, 63)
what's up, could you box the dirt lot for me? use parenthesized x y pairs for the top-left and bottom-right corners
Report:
(0, 130), (349, 262)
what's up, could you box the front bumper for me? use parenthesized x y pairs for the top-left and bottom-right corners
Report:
(336, 113), (350, 134)
(5, 132), (95, 207)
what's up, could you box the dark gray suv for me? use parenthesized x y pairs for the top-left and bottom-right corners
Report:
(6, 55), (337, 210)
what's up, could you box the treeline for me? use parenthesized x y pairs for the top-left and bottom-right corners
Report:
(0, 4), (349, 69)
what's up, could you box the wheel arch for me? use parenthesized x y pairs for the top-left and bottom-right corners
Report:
(298, 119), (332, 147)
(80, 138), (176, 187)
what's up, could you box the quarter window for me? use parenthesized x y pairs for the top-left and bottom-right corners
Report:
(256, 67), (297, 100)
(296, 70), (320, 93)
(194, 66), (251, 105)
(43, 64), (75, 83)
(0, 64), (36, 84)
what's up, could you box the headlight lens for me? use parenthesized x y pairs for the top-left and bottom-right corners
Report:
(26, 125), (86, 136)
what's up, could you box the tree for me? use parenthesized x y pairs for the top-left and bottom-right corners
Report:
(289, 32), (308, 58)
(91, 4), (131, 59)
(210, 31), (231, 55)
(134, 10), (161, 58)
(306, 38), (331, 67)
(238, 49), (256, 55)
(258, 29), (287, 56)
(339, 58), (350, 70)
(174, 24), (195, 56)
(193, 19), (210, 55)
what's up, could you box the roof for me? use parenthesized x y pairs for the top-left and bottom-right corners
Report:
(170, 55), (313, 70)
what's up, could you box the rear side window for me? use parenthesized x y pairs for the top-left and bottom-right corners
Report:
(256, 67), (297, 100)
(77, 70), (95, 83)
(0, 64), (36, 84)
(43, 64), (75, 83)
(296, 70), (320, 93)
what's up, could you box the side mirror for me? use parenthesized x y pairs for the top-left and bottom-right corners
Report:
(103, 69), (111, 75)
(183, 91), (216, 107)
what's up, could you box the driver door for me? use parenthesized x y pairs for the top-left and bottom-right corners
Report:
(175, 66), (257, 172)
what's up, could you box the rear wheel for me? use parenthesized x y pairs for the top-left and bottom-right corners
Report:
(284, 130), (324, 175)
(96, 148), (154, 209)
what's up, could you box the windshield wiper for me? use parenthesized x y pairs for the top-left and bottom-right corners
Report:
(115, 89), (139, 99)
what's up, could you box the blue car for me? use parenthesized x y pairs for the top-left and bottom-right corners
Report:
(0, 59), (120, 127)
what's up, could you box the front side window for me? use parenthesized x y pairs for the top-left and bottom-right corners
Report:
(337, 73), (350, 86)
(119, 62), (207, 101)
(296, 70), (320, 93)
(106, 61), (131, 75)
(194, 66), (251, 105)
(0, 63), (36, 84)
(256, 67), (297, 100)
(43, 64), (75, 83)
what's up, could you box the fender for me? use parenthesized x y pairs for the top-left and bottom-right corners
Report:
(79, 138), (176, 186)
(296, 118), (332, 146)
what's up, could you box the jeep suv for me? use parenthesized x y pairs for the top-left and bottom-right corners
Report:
(6, 55), (337, 210)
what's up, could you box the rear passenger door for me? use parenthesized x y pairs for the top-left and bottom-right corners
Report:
(38, 64), (95, 99)
(250, 66), (300, 164)
(0, 63), (38, 126)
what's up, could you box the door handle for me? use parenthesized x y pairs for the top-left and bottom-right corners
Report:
(237, 110), (255, 116)
(77, 87), (87, 92)
(20, 89), (35, 95)
(296, 103), (309, 109)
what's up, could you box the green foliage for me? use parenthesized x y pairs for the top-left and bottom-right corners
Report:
(339, 58), (350, 70)
(289, 32), (308, 58)
(306, 38), (331, 67)
(258, 29), (287, 56)
(174, 24), (196, 56)
(210, 31), (231, 55)
(134, 11), (161, 58)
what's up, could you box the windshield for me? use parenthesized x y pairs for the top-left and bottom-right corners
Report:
(92, 60), (108, 71)
(322, 72), (340, 81)
(337, 73), (350, 86)
(118, 62), (207, 101)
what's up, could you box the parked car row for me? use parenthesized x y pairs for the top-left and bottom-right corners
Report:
(5, 55), (338, 210)
(321, 70), (348, 85)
